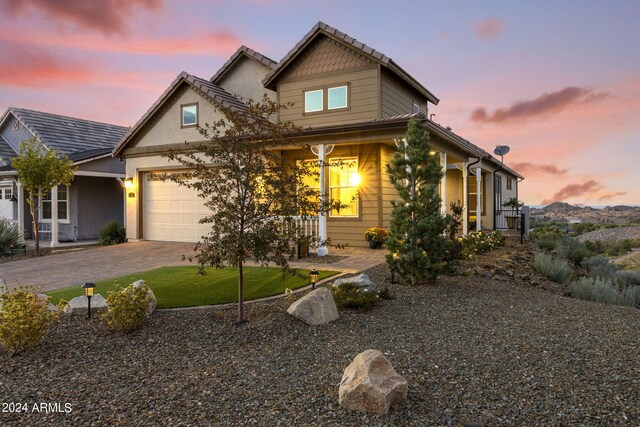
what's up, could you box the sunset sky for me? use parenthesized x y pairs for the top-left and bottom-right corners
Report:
(1, 0), (638, 206)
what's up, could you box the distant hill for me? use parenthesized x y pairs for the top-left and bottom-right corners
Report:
(530, 202), (640, 224)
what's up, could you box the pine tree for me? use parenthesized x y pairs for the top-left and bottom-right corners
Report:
(386, 119), (449, 284)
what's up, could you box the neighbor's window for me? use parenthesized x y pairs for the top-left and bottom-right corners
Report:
(304, 90), (323, 113)
(412, 102), (421, 113)
(3, 188), (12, 200)
(329, 158), (359, 217)
(507, 176), (513, 190)
(469, 173), (485, 216)
(181, 103), (198, 127)
(40, 186), (69, 222)
(328, 86), (348, 110)
(495, 175), (503, 211)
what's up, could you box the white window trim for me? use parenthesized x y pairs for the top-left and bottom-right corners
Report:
(304, 89), (324, 113)
(327, 86), (348, 110)
(38, 185), (71, 224)
(329, 157), (359, 218)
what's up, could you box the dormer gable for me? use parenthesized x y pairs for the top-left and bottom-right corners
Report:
(211, 46), (277, 103)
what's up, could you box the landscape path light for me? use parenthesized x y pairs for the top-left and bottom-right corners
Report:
(391, 252), (399, 284)
(309, 269), (320, 290)
(82, 282), (96, 319)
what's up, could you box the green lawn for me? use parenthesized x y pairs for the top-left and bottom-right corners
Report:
(46, 266), (338, 309)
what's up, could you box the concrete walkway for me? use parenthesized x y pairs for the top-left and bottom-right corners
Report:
(0, 241), (386, 292)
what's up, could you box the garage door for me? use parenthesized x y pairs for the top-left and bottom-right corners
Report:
(142, 172), (211, 242)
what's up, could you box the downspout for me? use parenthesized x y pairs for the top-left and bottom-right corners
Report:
(492, 161), (504, 230)
(466, 157), (481, 229)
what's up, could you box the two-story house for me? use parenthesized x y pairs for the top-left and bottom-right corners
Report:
(113, 22), (523, 251)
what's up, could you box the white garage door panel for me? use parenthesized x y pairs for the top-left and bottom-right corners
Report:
(143, 172), (211, 242)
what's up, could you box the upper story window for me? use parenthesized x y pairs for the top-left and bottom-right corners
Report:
(304, 90), (323, 113)
(181, 103), (198, 127)
(412, 102), (421, 114)
(328, 86), (348, 110)
(304, 85), (349, 113)
(506, 176), (513, 190)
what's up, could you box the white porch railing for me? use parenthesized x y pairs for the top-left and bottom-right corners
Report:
(272, 216), (319, 247)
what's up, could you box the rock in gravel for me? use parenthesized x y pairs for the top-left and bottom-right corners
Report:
(133, 279), (157, 316)
(333, 273), (377, 291)
(287, 287), (339, 325)
(339, 349), (408, 414)
(65, 294), (108, 318)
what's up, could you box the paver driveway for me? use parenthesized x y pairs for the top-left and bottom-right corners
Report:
(0, 241), (195, 292)
(0, 242), (386, 292)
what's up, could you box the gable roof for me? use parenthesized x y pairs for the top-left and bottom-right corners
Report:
(0, 136), (15, 161)
(0, 107), (128, 158)
(113, 72), (248, 157)
(210, 45), (278, 84)
(263, 21), (439, 105)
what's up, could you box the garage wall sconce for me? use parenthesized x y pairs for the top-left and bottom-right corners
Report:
(124, 178), (136, 198)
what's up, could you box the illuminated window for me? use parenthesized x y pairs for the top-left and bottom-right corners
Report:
(304, 90), (323, 113)
(298, 160), (320, 214)
(329, 158), (359, 217)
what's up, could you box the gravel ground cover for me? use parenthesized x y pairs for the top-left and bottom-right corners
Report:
(578, 226), (640, 243)
(1, 254), (639, 425)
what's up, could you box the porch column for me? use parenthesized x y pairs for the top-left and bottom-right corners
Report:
(462, 164), (468, 235)
(51, 185), (59, 247)
(439, 152), (447, 215)
(317, 144), (328, 257)
(475, 167), (481, 232)
(17, 181), (24, 239)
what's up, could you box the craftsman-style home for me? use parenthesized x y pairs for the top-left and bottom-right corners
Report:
(113, 22), (523, 252)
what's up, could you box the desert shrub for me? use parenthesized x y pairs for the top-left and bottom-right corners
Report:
(330, 283), (380, 310)
(460, 231), (506, 258)
(571, 278), (621, 305)
(378, 286), (396, 300)
(555, 235), (590, 265)
(622, 286), (640, 308)
(581, 255), (619, 281)
(99, 221), (126, 246)
(584, 239), (640, 257)
(615, 271), (640, 289)
(102, 283), (152, 333)
(534, 252), (573, 284)
(0, 286), (66, 356)
(570, 222), (600, 236)
(0, 219), (23, 252)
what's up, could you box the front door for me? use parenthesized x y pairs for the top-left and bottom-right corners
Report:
(0, 187), (14, 220)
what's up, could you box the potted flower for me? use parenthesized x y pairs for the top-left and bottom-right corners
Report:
(469, 215), (477, 231)
(364, 226), (387, 249)
(502, 197), (524, 229)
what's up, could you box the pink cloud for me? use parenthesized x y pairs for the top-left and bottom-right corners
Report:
(597, 191), (628, 202)
(510, 162), (568, 177)
(0, 29), (242, 56)
(470, 86), (609, 124)
(541, 180), (605, 205)
(475, 18), (505, 40)
(0, 0), (163, 35)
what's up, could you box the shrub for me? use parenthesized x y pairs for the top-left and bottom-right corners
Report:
(330, 283), (380, 310)
(0, 285), (66, 356)
(102, 283), (152, 333)
(378, 286), (396, 300)
(0, 219), (23, 252)
(364, 227), (387, 243)
(622, 286), (640, 308)
(99, 221), (126, 246)
(581, 255), (619, 281)
(571, 278), (621, 305)
(461, 231), (506, 258)
(534, 252), (573, 284)
(616, 271), (640, 289)
(555, 235), (590, 265)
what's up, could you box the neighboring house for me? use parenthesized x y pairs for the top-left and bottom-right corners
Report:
(113, 22), (524, 251)
(0, 108), (128, 245)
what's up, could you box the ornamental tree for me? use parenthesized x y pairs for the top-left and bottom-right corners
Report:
(166, 96), (342, 323)
(385, 119), (450, 284)
(12, 138), (75, 256)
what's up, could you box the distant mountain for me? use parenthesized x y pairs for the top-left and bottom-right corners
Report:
(530, 202), (640, 224)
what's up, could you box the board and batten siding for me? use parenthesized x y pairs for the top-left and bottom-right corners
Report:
(380, 69), (427, 117)
(278, 67), (379, 128)
(380, 144), (400, 229)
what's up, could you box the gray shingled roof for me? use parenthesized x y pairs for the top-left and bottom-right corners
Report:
(113, 72), (248, 157)
(262, 21), (439, 105)
(6, 108), (128, 157)
(210, 45), (278, 84)
(0, 135), (15, 160)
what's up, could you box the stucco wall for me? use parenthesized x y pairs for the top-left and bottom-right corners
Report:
(0, 115), (34, 152)
(77, 156), (125, 174)
(217, 56), (276, 103)
(76, 176), (124, 240)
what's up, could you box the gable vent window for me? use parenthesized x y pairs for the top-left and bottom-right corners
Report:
(304, 90), (323, 113)
(328, 86), (348, 110)
(181, 103), (198, 127)
(412, 102), (421, 114)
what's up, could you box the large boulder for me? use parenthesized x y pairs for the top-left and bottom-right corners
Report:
(132, 280), (157, 316)
(338, 349), (408, 414)
(333, 274), (376, 292)
(287, 287), (339, 325)
(65, 294), (109, 318)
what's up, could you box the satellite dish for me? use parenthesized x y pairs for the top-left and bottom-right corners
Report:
(494, 145), (510, 156)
